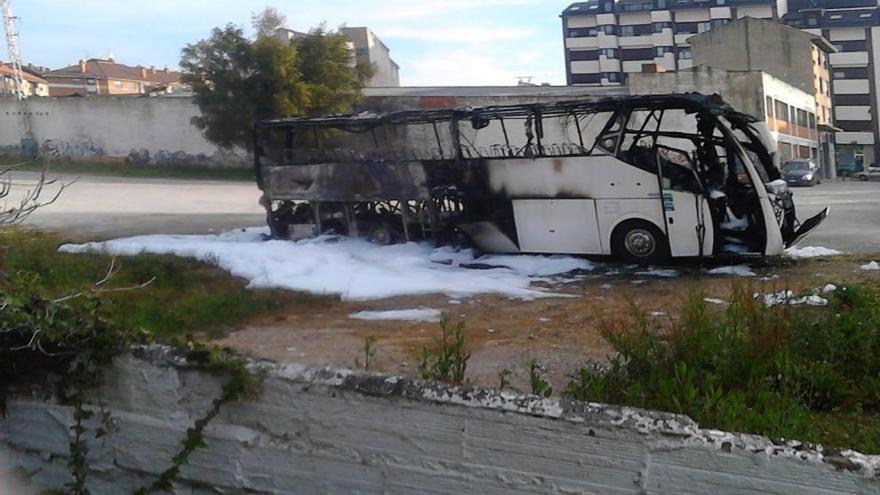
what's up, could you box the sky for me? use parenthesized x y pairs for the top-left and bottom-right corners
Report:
(13, 0), (569, 86)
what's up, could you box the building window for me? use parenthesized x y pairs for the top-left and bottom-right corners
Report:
(601, 48), (619, 58)
(765, 96), (773, 118)
(620, 25), (634, 37)
(602, 25), (617, 35)
(570, 50), (600, 61)
(622, 47), (653, 60)
(677, 48), (692, 60)
(807, 16), (817, 26)
(710, 19), (729, 29)
(653, 22), (672, 33)
(571, 73), (601, 84)
(604, 72), (622, 83)
(654, 46), (674, 57)
(697, 21), (712, 33)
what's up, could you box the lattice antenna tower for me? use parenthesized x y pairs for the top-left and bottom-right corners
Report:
(2, 0), (25, 100)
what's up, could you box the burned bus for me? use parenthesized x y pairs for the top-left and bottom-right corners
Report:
(254, 94), (828, 263)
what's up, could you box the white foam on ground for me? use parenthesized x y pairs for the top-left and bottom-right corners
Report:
(349, 308), (443, 322)
(758, 290), (829, 307)
(707, 265), (756, 277)
(635, 268), (680, 278)
(59, 228), (595, 301)
(703, 298), (725, 305)
(785, 246), (842, 259)
(861, 261), (880, 271)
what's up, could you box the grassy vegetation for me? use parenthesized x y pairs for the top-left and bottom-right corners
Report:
(565, 283), (880, 454)
(0, 229), (332, 342)
(3, 156), (255, 182)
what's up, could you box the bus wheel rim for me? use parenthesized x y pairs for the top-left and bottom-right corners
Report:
(625, 229), (656, 257)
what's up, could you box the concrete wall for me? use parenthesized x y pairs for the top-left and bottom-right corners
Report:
(629, 67), (767, 116)
(0, 96), (248, 168)
(0, 89), (629, 168)
(3, 346), (878, 494)
(689, 17), (816, 95)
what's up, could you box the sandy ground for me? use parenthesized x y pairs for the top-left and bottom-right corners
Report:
(215, 256), (880, 392)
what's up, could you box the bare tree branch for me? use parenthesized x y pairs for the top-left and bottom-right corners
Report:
(0, 160), (76, 225)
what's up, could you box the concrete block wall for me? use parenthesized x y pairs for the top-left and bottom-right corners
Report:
(0, 96), (248, 168)
(2, 346), (879, 494)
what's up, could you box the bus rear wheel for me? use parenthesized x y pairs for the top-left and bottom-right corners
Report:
(611, 220), (669, 264)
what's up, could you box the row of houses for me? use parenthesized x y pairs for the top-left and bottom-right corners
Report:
(0, 59), (184, 98)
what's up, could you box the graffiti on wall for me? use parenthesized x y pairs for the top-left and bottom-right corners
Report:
(41, 138), (104, 158)
(0, 139), (248, 169)
(126, 148), (248, 168)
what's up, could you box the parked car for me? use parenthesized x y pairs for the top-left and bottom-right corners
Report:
(782, 160), (821, 187)
(858, 165), (880, 181)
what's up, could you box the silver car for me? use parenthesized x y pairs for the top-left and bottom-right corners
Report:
(858, 166), (880, 182)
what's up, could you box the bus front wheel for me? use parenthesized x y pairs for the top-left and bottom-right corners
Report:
(611, 220), (669, 265)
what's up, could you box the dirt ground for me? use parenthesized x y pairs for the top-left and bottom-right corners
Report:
(215, 255), (880, 392)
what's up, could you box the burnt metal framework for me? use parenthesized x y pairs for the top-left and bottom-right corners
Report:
(255, 94), (760, 170)
(254, 94), (791, 253)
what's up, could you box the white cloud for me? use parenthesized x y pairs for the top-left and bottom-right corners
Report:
(404, 49), (524, 86)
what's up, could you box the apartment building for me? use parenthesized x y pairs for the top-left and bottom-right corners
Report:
(562, 0), (880, 173)
(340, 27), (400, 87)
(562, 0), (785, 86)
(44, 58), (182, 97)
(785, 3), (880, 172)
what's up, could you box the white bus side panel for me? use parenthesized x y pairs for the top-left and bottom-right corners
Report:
(596, 199), (666, 255)
(487, 157), (660, 199)
(513, 199), (603, 255)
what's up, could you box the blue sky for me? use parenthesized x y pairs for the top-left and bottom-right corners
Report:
(14, 0), (567, 86)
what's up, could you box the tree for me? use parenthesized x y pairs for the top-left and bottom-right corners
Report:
(294, 25), (370, 116)
(251, 7), (286, 39)
(180, 21), (372, 151)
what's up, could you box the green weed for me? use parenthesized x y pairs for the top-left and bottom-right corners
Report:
(566, 282), (880, 453)
(418, 318), (470, 385)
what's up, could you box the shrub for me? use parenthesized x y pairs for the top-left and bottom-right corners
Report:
(566, 283), (880, 453)
(418, 318), (470, 385)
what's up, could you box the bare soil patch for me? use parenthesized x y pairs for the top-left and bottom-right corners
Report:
(214, 255), (880, 391)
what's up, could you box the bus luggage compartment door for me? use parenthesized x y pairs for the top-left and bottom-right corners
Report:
(512, 199), (602, 255)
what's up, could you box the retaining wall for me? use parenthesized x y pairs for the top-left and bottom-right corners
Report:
(0, 97), (248, 168)
(2, 347), (879, 494)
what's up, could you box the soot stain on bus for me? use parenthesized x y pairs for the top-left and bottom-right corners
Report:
(254, 93), (829, 264)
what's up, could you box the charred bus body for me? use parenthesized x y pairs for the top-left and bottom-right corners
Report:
(254, 94), (828, 262)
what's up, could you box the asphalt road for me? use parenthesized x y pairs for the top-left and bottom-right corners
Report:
(11, 172), (880, 253)
(14, 172), (266, 240)
(790, 180), (880, 254)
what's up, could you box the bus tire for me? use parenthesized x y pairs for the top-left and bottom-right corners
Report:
(611, 220), (669, 264)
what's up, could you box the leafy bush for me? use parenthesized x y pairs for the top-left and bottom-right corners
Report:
(418, 318), (470, 385)
(566, 283), (880, 453)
